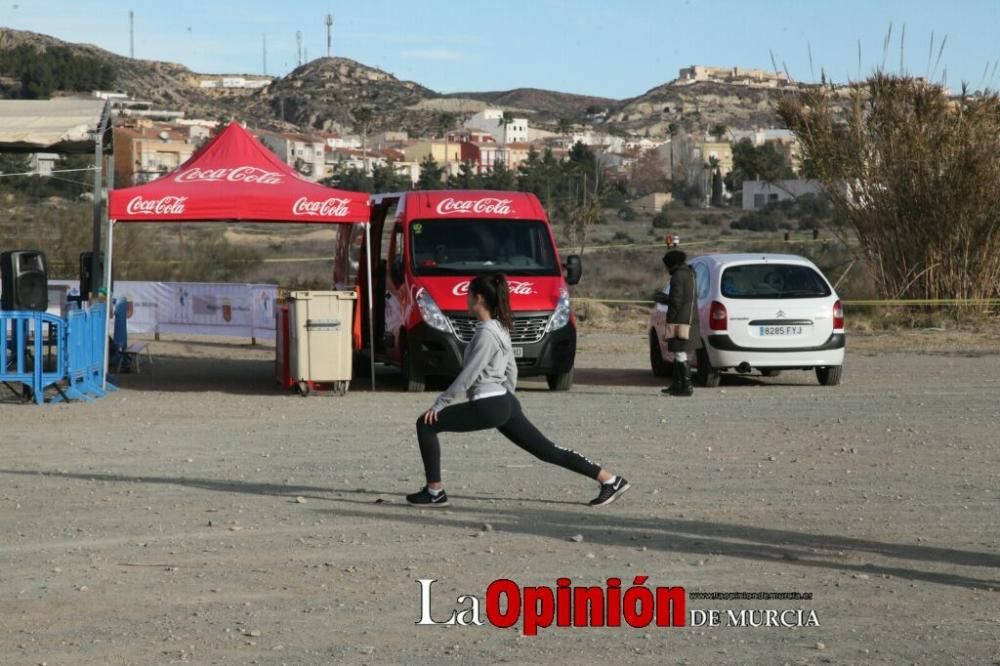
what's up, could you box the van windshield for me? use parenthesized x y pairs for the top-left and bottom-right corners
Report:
(721, 263), (832, 299)
(409, 218), (560, 277)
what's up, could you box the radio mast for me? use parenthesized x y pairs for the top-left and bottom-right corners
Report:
(326, 14), (333, 58)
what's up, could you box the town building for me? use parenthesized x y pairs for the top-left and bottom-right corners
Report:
(113, 122), (200, 186)
(258, 131), (326, 181)
(741, 179), (825, 209)
(463, 109), (529, 145)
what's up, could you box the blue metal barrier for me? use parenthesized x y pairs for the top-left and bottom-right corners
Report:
(53, 302), (114, 403)
(1, 311), (65, 405)
(2, 303), (114, 405)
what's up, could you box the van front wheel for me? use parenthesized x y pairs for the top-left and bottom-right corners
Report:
(547, 370), (573, 391)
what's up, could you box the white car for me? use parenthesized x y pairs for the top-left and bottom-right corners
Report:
(649, 253), (845, 386)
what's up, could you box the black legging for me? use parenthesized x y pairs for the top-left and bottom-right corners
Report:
(416, 392), (602, 484)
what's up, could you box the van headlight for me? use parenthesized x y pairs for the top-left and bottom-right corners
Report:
(416, 289), (452, 333)
(548, 288), (572, 331)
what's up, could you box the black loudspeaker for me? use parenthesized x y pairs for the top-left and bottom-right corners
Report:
(0, 250), (49, 311)
(80, 251), (105, 299)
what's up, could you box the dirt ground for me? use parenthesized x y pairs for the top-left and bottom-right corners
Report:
(1, 329), (998, 665)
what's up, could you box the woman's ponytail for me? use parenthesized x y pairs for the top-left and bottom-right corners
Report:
(492, 273), (513, 332)
(469, 272), (514, 331)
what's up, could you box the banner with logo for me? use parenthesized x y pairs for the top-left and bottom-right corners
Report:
(43, 280), (278, 339)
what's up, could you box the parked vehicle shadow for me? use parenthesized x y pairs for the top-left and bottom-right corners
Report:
(1, 469), (996, 592)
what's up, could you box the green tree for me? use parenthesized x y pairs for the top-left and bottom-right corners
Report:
(710, 157), (724, 207)
(371, 161), (411, 192)
(447, 161), (480, 189)
(483, 159), (516, 191)
(710, 124), (728, 141)
(416, 154), (445, 189)
(556, 117), (572, 135)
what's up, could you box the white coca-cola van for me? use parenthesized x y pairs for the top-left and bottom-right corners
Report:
(333, 190), (582, 391)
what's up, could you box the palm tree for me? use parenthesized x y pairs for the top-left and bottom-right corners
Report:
(667, 122), (680, 179)
(497, 111), (514, 169)
(351, 107), (375, 174)
(437, 112), (457, 177)
(710, 123), (728, 142)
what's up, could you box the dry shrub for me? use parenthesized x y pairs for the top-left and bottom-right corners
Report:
(779, 74), (1000, 301)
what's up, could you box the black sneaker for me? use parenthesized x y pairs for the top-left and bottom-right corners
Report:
(406, 486), (449, 507)
(590, 477), (631, 507)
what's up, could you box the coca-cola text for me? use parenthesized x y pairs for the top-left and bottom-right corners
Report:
(174, 166), (284, 185)
(436, 197), (513, 216)
(452, 280), (535, 296)
(125, 195), (188, 216)
(292, 197), (352, 217)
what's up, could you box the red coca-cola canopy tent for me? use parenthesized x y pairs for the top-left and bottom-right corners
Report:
(109, 121), (369, 223)
(101, 121), (377, 391)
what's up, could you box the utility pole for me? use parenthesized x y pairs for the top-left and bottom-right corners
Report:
(262, 33), (267, 75)
(326, 13), (333, 58)
(129, 10), (134, 58)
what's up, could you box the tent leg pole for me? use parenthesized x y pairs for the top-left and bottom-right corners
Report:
(101, 219), (115, 390)
(364, 222), (376, 391)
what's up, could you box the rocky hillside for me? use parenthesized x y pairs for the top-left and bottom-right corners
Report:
(242, 57), (438, 134)
(0, 27), (843, 139)
(606, 80), (790, 135)
(444, 88), (616, 120)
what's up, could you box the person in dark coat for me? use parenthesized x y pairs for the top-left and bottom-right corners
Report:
(659, 250), (702, 396)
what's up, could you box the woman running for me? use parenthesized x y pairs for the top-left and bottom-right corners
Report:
(406, 273), (630, 508)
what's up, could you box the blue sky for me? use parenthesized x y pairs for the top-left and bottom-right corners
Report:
(4, 0), (1000, 98)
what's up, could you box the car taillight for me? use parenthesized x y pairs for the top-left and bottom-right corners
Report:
(833, 300), (844, 329)
(709, 300), (727, 331)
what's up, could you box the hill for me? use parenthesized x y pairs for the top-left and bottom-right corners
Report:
(0, 27), (844, 139)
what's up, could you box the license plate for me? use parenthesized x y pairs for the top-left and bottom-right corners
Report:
(512, 346), (524, 358)
(759, 325), (804, 336)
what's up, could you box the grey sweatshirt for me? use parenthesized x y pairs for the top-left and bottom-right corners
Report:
(431, 319), (518, 412)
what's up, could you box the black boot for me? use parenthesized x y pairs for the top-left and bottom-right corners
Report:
(669, 360), (694, 396)
(661, 359), (682, 395)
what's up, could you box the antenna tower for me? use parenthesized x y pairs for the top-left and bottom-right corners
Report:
(326, 14), (333, 57)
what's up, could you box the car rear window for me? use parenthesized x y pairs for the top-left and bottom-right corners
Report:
(721, 264), (832, 299)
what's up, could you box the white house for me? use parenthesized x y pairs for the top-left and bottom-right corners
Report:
(741, 179), (825, 210)
(464, 109), (529, 145)
(259, 131), (326, 181)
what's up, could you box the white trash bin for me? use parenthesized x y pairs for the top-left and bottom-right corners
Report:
(287, 290), (357, 396)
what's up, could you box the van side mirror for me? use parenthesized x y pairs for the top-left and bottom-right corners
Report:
(564, 255), (582, 286)
(390, 256), (404, 286)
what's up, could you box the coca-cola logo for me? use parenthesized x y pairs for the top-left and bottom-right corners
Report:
(125, 195), (188, 216)
(436, 197), (513, 216)
(174, 166), (284, 185)
(292, 197), (352, 217)
(452, 280), (535, 296)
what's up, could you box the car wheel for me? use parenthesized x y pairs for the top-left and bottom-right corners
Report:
(547, 369), (573, 391)
(695, 345), (721, 387)
(761, 369), (782, 378)
(816, 365), (843, 386)
(401, 341), (425, 392)
(649, 330), (670, 377)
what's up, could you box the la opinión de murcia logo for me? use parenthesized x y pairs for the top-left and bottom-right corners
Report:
(436, 197), (513, 216)
(417, 577), (685, 635)
(452, 280), (536, 296)
(292, 197), (352, 217)
(125, 195), (188, 215)
(416, 578), (820, 635)
(174, 166), (284, 184)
